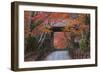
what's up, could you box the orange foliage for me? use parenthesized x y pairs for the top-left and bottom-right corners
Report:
(41, 27), (52, 33)
(62, 14), (89, 37)
(49, 13), (70, 19)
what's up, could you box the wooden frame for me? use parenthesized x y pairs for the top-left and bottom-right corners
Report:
(11, 1), (97, 71)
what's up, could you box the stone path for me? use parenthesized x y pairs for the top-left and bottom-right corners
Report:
(44, 50), (71, 60)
